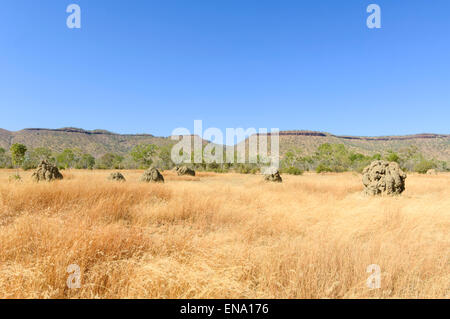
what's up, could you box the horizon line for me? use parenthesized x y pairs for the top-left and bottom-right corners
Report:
(1, 127), (449, 140)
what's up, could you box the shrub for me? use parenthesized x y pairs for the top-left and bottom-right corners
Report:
(130, 144), (157, 168)
(238, 165), (251, 174)
(316, 164), (333, 173)
(385, 151), (400, 163)
(414, 159), (436, 174)
(282, 166), (304, 175)
(372, 154), (382, 160)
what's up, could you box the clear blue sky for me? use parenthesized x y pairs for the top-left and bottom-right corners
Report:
(1, 0), (449, 137)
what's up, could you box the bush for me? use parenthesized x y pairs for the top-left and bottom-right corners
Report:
(316, 164), (333, 173)
(414, 159), (436, 174)
(385, 151), (400, 163)
(239, 166), (251, 174)
(372, 154), (382, 160)
(282, 166), (304, 175)
(22, 158), (38, 171)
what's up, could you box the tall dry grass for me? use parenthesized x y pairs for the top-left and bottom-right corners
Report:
(0, 169), (448, 298)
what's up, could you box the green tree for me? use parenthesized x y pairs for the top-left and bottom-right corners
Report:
(155, 145), (175, 170)
(77, 153), (96, 169)
(130, 144), (158, 168)
(372, 153), (382, 160)
(95, 153), (124, 169)
(282, 148), (302, 167)
(348, 152), (373, 172)
(0, 147), (7, 168)
(22, 147), (54, 170)
(10, 143), (27, 170)
(314, 143), (351, 172)
(32, 147), (53, 161)
(414, 159), (436, 174)
(281, 148), (312, 171)
(385, 150), (400, 163)
(56, 149), (76, 169)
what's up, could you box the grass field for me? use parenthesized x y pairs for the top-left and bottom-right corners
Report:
(0, 169), (448, 299)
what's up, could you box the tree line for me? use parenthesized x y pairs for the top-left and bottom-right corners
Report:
(279, 143), (448, 174)
(0, 143), (175, 171)
(1, 143), (448, 174)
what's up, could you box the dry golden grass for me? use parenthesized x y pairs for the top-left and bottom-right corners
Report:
(0, 169), (448, 299)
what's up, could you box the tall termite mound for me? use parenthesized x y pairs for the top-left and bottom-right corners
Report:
(362, 160), (406, 195)
(263, 167), (283, 183)
(176, 166), (196, 176)
(32, 160), (63, 182)
(140, 168), (164, 183)
(108, 172), (126, 182)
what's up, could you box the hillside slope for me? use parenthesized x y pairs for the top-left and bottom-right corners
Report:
(243, 131), (450, 161)
(0, 128), (174, 157)
(0, 128), (449, 161)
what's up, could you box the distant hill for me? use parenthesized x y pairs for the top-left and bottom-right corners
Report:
(241, 131), (450, 161)
(0, 128), (449, 161)
(0, 128), (174, 157)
